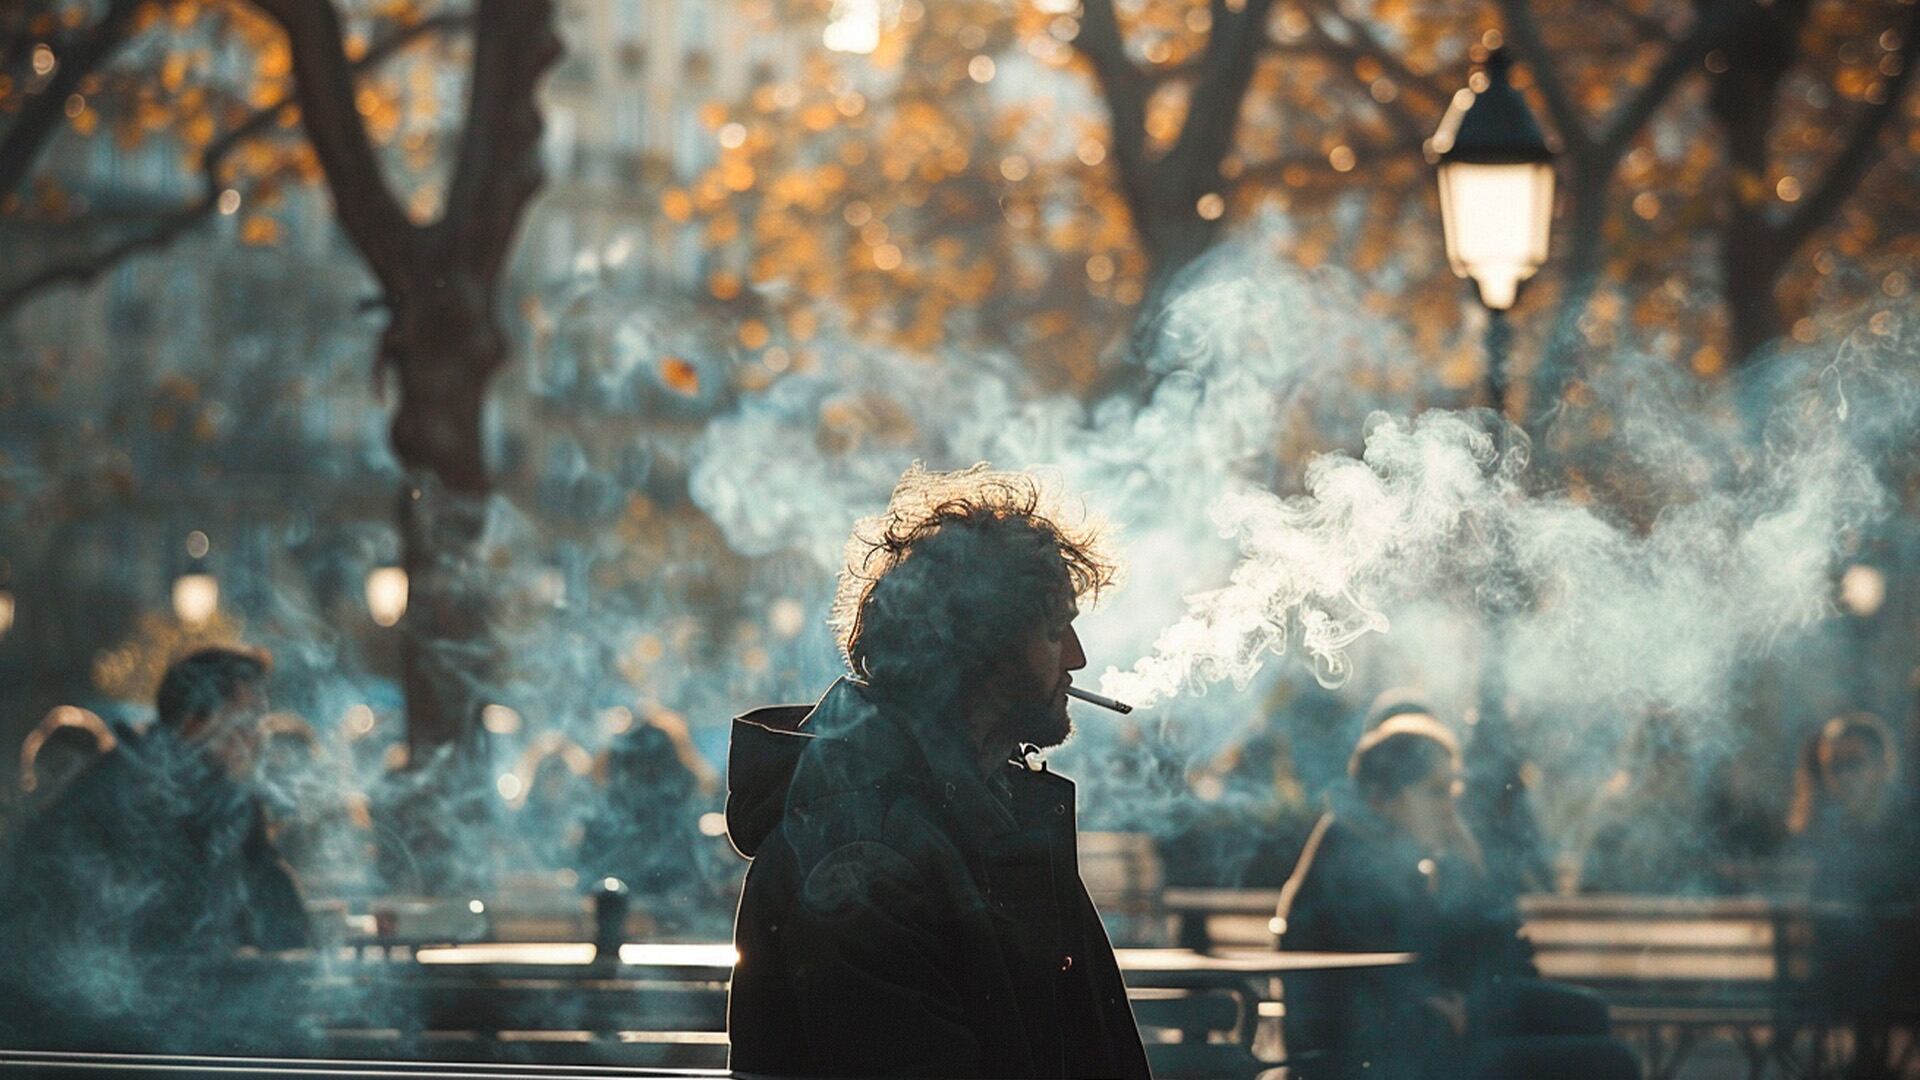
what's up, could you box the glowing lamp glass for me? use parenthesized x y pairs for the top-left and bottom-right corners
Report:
(1436, 160), (1554, 311)
(1840, 564), (1886, 618)
(0, 589), (13, 638)
(365, 566), (409, 627)
(172, 573), (219, 627)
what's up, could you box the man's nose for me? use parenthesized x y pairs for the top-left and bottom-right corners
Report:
(1063, 625), (1087, 671)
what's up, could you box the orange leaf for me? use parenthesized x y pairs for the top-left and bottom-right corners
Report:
(659, 357), (701, 396)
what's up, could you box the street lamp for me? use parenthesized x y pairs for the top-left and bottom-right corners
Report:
(366, 565), (409, 627)
(172, 572), (219, 628)
(0, 589), (13, 640)
(1431, 47), (1556, 414)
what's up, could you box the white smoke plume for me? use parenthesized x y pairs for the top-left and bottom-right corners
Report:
(690, 217), (1917, 733)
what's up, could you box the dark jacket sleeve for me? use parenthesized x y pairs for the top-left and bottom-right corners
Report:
(241, 805), (311, 950)
(787, 839), (982, 1076)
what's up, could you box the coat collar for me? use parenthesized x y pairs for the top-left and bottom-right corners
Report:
(810, 677), (1038, 847)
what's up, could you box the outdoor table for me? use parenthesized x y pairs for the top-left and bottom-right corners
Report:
(1115, 947), (1412, 983)
(1121, 948), (1415, 1047)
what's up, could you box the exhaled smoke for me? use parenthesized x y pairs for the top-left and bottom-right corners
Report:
(687, 215), (1915, 735)
(1102, 325), (1912, 713)
(1102, 409), (1523, 702)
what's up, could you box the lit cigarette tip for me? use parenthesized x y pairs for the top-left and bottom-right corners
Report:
(1066, 685), (1133, 714)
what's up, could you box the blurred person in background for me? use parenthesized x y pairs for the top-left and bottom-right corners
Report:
(1576, 707), (1719, 895)
(1277, 713), (1636, 1080)
(511, 737), (596, 873)
(578, 705), (722, 925)
(16, 708), (122, 811)
(0, 647), (311, 1049)
(1785, 712), (1920, 1079)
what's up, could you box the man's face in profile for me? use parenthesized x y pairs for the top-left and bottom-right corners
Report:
(1001, 604), (1087, 750)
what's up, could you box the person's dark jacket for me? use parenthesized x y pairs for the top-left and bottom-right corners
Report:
(726, 678), (1151, 1079)
(1276, 807), (1535, 1076)
(1793, 801), (1920, 1018)
(0, 728), (310, 1045)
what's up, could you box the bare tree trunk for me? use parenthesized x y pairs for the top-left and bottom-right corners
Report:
(1501, 0), (1730, 417)
(1706, 0), (1918, 366)
(387, 292), (501, 754)
(256, 0), (558, 754)
(1720, 209), (1786, 364)
(1706, 0), (1805, 365)
(1533, 163), (1610, 414)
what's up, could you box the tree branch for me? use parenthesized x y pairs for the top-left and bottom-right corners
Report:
(0, 13), (465, 321)
(1278, 23), (1435, 148)
(1236, 133), (1426, 186)
(1595, 0), (1731, 163)
(1776, 2), (1920, 258)
(1494, 0), (1595, 158)
(1169, 0), (1277, 190)
(1074, 0), (1151, 184)
(438, 0), (559, 282)
(1298, 0), (1455, 109)
(251, 0), (416, 292)
(0, 0), (142, 200)
(1596, 0), (1680, 47)
(0, 198), (215, 317)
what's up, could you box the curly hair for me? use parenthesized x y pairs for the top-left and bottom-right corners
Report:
(832, 464), (1119, 706)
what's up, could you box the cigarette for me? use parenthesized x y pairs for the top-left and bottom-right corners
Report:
(1066, 685), (1133, 714)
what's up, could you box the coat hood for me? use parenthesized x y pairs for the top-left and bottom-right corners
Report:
(724, 676), (1003, 858)
(723, 700), (814, 859)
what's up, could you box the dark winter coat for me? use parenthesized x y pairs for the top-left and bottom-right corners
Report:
(726, 678), (1151, 1078)
(1277, 807), (1536, 1076)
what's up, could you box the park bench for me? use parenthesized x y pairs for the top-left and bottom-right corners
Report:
(1519, 894), (1798, 1079)
(1161, 885), (1920, 1079)
(1522, 894), (1920, 1080)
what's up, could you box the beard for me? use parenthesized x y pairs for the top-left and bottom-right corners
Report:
(1005, 672), (1073, 751)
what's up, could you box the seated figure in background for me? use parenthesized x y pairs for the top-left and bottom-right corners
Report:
(577, 706), (723, 926)
(0, 647), (311, 1049)
(1786, 712), (1920, 1078)
(1577, 707), (1720, 895)
(1277, 713), (1637, 1080)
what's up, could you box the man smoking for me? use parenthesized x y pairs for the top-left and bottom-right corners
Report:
(726, 464), (1150, 1078)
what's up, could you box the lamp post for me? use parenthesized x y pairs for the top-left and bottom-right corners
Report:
(1432, 46), (1557, 895)
(1431, 47), (1556, 416)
